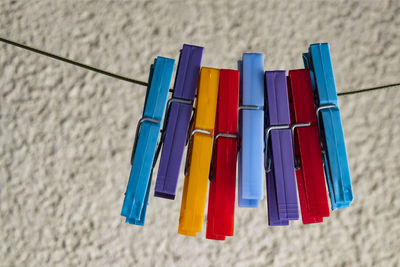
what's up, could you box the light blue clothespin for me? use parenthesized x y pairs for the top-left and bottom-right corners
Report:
(238, 53), (265, 208)
(121, 57), (175, 225)
(303, 43), (353, 210)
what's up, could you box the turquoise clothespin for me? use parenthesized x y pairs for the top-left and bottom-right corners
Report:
(303, 43), (353, 210)
(121, 57), (175, 225)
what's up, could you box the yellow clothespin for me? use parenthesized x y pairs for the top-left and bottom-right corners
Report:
(178, 67), (220, 236)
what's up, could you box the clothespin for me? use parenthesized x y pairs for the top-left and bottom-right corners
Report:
(154, 44), (204, 200)
(303, 43), (353, 210)
(264, 71), (299, 226)
(287, 69), (330, 224)
(178, 67), (219, 236)
(238, 53), (265, 208)
(121, 57), (175, 225)
(206, 69), (239, 240)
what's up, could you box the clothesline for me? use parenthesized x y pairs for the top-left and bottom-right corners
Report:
(1, 36), (399, 96)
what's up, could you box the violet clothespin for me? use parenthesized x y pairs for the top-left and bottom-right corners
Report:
(154, 44), (204, 200)
(264, 71), (299, 225)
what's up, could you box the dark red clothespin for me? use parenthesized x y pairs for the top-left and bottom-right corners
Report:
(287, 69), (330, 224)
(206, 69), (239, 240)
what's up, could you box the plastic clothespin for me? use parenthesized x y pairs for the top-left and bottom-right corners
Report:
(287, 69), (330, 224)
(121, 57), (175, 225)
(303, 43), (353, 210)
(238, 53), (265, 208)
(178, 67), (219, 236)
(154, 44), (204, 200)
(264, 71), (299, 226)
(206, 69), (239, 240)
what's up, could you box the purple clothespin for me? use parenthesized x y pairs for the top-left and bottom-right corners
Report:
(264, 71), (299, 225)
(154, 44), (204, 200)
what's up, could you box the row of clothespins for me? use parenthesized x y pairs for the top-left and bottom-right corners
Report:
(121, 43), (354, 240)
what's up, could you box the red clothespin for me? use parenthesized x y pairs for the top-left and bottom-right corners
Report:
(206, 69), (239, 240)
(287, 69), (330, 224)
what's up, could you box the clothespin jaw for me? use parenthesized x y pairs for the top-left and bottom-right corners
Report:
(264, 71), (299, 226)
(154, 44), (204, 200)
(287, 69), (330, 224)
(206, 69), (239, 240)
(238, 53), (265, 208)
(178, 67), (219, 236)
(304, 43), (353, 210)
(121, 56), (175, 225)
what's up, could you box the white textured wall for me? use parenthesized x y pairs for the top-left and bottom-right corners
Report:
(1, 1), (399, 266)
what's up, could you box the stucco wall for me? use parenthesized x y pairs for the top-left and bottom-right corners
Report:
(1, 1), (399, 266)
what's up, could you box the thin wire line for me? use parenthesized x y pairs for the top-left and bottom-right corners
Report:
(1, 36), (399, 96)
(0, 36), (148, 86)
(338, 83), (400, 96)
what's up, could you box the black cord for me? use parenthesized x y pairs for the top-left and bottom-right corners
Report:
(0, 36), (148, 86)
(337, 83), (400, 96)
(1, 36), (399, 96)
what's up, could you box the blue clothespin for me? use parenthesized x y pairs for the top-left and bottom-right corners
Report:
(303, 43), (353, 210)
(121, 56), (175, 225)
(238, 53), (265, 208)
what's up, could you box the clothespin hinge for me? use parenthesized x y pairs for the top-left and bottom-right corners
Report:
(264, 125), (291, 173)
(290, 123), (312, 170)
(237, 104), (263, 153)
(208, 133), (238, 181)
(130, 117), (161, 165)
(184, 128), (213, 176)
(153, 97), (194, 166)
(315, 104), (337, 153)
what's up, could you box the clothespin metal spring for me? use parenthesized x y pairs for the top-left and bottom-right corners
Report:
(208, 133), (238, 182)
(264, 123), (312, 172)
(264, 125), (290, 173)
(316, 104), (337, 152)
(315, 103), (339, 203)
(184, 129), (213, 176)
(290, 104), (338, 170)
(238, 105), (263, 111)
(290, 123), (312, 170)
(130, 117), (161, 165)
(153, 97), (194, 166)
(130, 98), (193, 179)
(237, 104), (264, 154)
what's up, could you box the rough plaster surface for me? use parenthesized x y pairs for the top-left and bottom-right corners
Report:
(1, 1), (399, 266)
